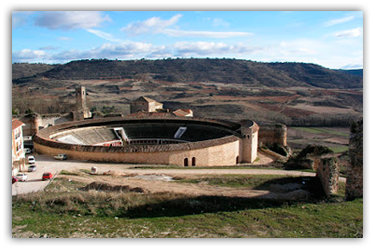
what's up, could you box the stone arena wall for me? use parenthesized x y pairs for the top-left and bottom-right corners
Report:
(33, 117), (246, 167)
(34, 136), (240, 167)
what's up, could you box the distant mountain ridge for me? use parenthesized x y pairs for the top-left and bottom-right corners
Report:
(334, 69), (363, 77)
(12, 59), (363, 89)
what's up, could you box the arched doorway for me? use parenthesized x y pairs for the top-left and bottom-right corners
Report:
(192, 157), (196, 166)
(184, 158), (189, 167)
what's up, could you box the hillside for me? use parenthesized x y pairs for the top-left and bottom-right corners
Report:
(335, 69), (363, 77)
(12, 59), (363, 125)
(12, 59), (362, 89)
(12, 63), (56, 80)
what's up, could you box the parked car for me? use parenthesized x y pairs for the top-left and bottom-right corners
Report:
(16, 173), (28, 182)
(12, 176), (18, 184)
(24, 148), (32, 154)
(28, 155), (36, 165)
(54, 154), (67, 160)
(28, 165), (37, 172)
(42, 172), (53, 181)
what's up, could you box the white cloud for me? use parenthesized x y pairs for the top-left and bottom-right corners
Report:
(162, 29), (251, 38)
(324, 15), (355, 27)
(12, 38), (363, 69)
(334, 27), (363, 38)
(86, 29), (121, 42)
(35, 11), (111, 30)
(173, 41), (263, 57)
(122, 14), (252, 38)
(12, 49), (48, 62)
(121, 14), (182, 36)
(13, 41), (164, 63)
(256, 38), (363, 69)
(95, 42), (157, 56)
(12, 40), (264, 63)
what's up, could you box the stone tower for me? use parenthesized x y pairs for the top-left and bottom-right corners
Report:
(20, 111), (42, 136)
(240, 120), (259, 163)
(75, 86), (92, 120)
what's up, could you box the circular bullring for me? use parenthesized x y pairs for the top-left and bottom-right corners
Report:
(34, 116), (259, 167)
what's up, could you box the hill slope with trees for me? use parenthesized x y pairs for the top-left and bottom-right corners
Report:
(12, 58), (362, 89)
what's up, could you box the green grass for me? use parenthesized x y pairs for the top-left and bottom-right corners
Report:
(292, 127), (349, 137)
(12, 178), (362, 238)
(176, 174), (296, 188)
(329, 146), (349, 154)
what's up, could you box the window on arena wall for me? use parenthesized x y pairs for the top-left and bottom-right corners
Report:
(192, 157), (196, 166)
(184, 158), (189, 167)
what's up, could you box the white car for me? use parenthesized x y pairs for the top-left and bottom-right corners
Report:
(16, 173), (28, 182)
(28, 156), (36, 165)
(28, 165), (37, 172)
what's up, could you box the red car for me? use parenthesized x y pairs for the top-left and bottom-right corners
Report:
(12, 176), (18, 184)
(42, 172), (53, 181)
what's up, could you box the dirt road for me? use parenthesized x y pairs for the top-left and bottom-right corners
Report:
(12, 153), (345, 197)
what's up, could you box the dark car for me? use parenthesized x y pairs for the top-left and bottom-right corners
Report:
(12, 176), (18, 184)
(42, 172), (53, 181)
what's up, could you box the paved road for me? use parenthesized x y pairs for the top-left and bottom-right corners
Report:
(12, 154), (84, 196)
(12, 153), (344, 196)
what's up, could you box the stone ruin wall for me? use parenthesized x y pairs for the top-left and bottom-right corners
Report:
(316, 157), (340, 197)
(19, 114), (42, 136)
(314, 119), (363, 199)
(258, 123), (287, 147)
(345, 120), (363, 201)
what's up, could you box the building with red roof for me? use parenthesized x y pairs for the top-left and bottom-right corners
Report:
(12, 119), (26, 175)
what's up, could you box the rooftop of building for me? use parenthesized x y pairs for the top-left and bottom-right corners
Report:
(12, 118), (25, 130)
(132, 96), (162, 105)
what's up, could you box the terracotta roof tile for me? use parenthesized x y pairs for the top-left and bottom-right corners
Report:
(12, 119), (25, 130)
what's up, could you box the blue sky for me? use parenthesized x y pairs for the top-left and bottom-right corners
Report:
(12, 11), (363, 69)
